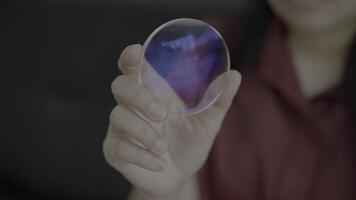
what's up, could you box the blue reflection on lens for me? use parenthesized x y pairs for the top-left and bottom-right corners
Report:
(144, 19), (228, 111)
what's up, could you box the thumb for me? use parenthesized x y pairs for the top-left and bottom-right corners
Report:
(213, 70), (241, 111)
(117, 44), (142, 77)
(201, 69), (241, 119)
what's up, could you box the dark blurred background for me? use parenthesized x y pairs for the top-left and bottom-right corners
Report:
(1, 0), (247, 199)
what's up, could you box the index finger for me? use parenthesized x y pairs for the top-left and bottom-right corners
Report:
(118, 44), (142, 77)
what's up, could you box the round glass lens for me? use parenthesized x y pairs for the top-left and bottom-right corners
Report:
(140, 18), (230, 116)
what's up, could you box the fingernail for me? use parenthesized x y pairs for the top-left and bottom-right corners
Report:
(152, 138), (167, 154)
(153, 157), (166, 171)
(149, 102), (167, 121)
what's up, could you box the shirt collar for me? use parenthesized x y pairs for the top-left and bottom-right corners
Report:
(256, 19), (309, 112)
(255, 18), (346, 118)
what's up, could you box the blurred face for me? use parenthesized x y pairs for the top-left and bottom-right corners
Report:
(267, 0), (356, 33)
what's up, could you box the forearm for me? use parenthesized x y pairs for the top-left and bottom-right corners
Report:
(128, 176), (199, 200)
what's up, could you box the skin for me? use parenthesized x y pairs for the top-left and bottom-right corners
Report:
(104, 44), (241, 200)
(103, 0), (356, 199)
(268, 0), (356, 98)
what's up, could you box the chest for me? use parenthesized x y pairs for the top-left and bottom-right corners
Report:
(212, 72), (355, 199)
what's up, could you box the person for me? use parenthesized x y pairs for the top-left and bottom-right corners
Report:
(103, 0), (356, 199)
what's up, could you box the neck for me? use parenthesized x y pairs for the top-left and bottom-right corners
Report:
(287, 22), (356, 98)
(288, 22), (356, 58)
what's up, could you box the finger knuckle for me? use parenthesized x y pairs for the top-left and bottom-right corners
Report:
(118, 45), (132, 66)
(102, 137), (115, 164)
(116, 139), (129, 159)
(143, 128), (157, 145)
(132, 146), (146, 164)
(102, 139), (110, 161)
(111, 75), (129, 95)
(139, 95), (160, 117)
(110, 76), (119, 93)
(115, 161), (130, 173)
(109, 105), (121, 125)
(130, 83), (146, 102)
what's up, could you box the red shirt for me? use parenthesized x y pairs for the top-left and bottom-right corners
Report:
(198, 20), (355, 200)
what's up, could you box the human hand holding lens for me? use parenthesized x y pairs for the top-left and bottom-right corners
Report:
(104, 19), (241, 199)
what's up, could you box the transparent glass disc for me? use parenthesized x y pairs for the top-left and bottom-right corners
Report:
(140, 18), (230, 116)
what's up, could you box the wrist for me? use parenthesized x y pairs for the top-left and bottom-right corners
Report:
(129, 186), (184, 200)
(128, 176), (198, 200)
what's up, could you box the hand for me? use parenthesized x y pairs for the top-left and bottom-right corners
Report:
(103, 44), (241, 198)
